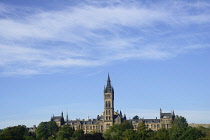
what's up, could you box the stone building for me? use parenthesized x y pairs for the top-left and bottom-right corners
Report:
(51, 74), (175, 133)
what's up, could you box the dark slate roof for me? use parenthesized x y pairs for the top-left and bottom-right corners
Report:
(53, 116), (62, 121)
(113, 114), (119, 120)
(143, 119), (160, 123)
(67, 119), (101, 125)
(161, 113), (172, 118)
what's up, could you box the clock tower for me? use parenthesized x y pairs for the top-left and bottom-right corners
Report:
(103, 74), (114, 130)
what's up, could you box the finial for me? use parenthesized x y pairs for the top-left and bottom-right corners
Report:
(107, 73), (111, 83)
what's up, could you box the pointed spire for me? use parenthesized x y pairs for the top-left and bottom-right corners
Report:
(107, 73), (111, 83)
(104, 73), (114, 94)
(120, 110), (122, 117)
(160, 108), (162, 118)
(106, 73), (111, 88)
(124, 114), (127, 120)
(61, 111), (63, 118)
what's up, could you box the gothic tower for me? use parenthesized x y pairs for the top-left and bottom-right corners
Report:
(103, 74), (114, 130)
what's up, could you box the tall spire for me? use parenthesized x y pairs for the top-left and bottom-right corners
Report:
(104, 73), (114, 94)
(107, 73), (111, 88)
(107, 73), (111, 83)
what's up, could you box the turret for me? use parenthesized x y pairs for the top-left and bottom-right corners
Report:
(66, 113), (69, 123)
(160, 108), (162, 118)
(124, 114), (127, 120)
(120, 110), (122, 117)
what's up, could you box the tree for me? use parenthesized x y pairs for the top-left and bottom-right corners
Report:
(136, 121), (148, 140)
(133, 115), (139, 120)
(169, 115), (188, 140)
(103, 121), (134, 140)
(154, 128), (169, 140)
(73, 129), (84, 139)
(56, 125), (74, 140)
(36, 121), (59, 140)
(179, 126), (204, 140)
(0, 125), (28, 140)
(120, 121), (134, 131)
(103, 125), (122, 140)
(122, 129), (136, 140)
(197, 126), (210, 139)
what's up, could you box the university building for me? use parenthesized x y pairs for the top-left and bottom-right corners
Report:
(51, 75), (175, 133)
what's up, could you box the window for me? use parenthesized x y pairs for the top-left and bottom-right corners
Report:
(163, 116), (169, 118)
(101, 125), (103, 130)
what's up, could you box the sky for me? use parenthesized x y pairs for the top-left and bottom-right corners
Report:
(0, 0), (210, 129)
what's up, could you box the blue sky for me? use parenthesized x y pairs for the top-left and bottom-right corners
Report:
(0, 0), (210, 129)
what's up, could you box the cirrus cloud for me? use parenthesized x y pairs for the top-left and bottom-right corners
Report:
(0, 1), (210, 76)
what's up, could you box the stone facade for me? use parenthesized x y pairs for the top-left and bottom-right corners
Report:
(51, 75), (175, 133)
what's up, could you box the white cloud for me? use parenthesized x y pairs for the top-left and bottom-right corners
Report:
(0, 1), (210, 75)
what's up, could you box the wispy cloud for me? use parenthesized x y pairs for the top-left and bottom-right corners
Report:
(0, 1), (210, 75)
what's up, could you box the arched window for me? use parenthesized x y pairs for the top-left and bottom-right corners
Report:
(108, 101), (110, 107)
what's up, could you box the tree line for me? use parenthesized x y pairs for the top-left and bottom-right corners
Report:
(0, 115), (210, 140)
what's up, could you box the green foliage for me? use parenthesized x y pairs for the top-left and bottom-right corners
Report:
(133, 115), (139, 120)
(136, 121), (148, 140)
(171, 115), (188, 128)
(0, 125), (28, 140)
(36, 121), (58, 140)
(103, 121), (134, 140)
(2, 115), (210, 140)
(154, 128), (170, 140)
(197, 126), (210, 138)
(24, 135), (36, 140)
(179, 126), (204, 140)
(120, 121), (134, 131)
(169, 115), (188, 140)
(78, 133), (104, 140)
(73, 129), (84, 139)
(56, 125), (74, 140)
(122, 129), (136, 140)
